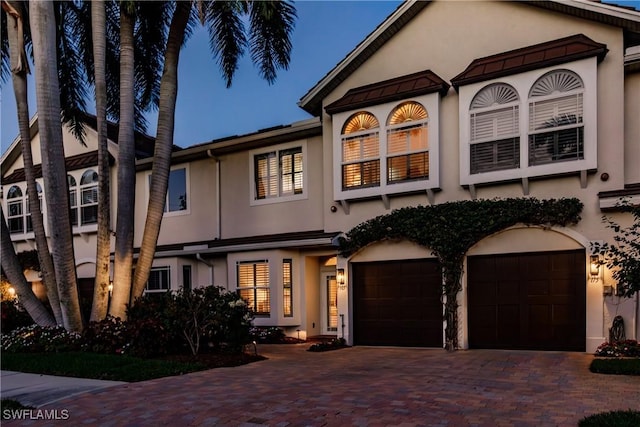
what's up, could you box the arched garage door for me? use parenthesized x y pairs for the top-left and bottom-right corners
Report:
(468, 249), (586, 351)
(352, 259), (442, 347)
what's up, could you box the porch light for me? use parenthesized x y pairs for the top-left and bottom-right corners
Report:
(108, 281), (114, 295)
(589, 255), (600, 277)
(336, 269), (345, 287)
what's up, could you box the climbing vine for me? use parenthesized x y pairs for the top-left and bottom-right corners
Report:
(338, 197), (583, 351)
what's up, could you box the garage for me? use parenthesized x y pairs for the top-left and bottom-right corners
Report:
(468, 249), (586, 351)
(352, 259), (442, 347)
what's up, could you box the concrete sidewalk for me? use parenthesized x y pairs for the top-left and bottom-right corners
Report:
(0, 370), (126, 408)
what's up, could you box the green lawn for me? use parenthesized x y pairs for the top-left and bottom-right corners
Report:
(1, 352), (207, 382)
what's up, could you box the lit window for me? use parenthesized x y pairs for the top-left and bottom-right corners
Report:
(341, 112), (380, 190)
(68, 175), (78, 226)
(386, 102), (429, 183)
(145, 266), (171, 293)
(237, 261), (270, 315)
(80, 170), (98, 225)
(528, 70), (584, 166)
(7, 186), (24, 234)
(469, 83), (520, 174)
(283, 259), (293, 317)
(254, 147), (303, 200)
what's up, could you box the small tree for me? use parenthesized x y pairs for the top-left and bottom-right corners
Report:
(592, 202), (640, 298)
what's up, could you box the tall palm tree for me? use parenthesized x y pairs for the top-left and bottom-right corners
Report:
(29, 0), (83, 332)
(1, 210), (56, 327)
(89, 0), (111, 321)
(131, 0), (296, 299)
(3, 0), (63, 325)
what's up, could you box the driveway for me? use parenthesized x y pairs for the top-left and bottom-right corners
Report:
(4, 344), (639, 426)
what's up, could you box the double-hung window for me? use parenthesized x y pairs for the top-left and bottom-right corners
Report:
(469, 84), (520, 174)
(7, 186), (25, 234)
(25, 183), (43, 233)
(237, 261), (270, 315)
(148, 167), (188, 214)
(528, 70), (584, 166)
(251, 143), (306, 204)
(145, 266), (171, 293)
(341, 112), (380, 190)
(283, 259), (293, 317)
(80, 170), (98, 225)
(68, 175), (78, 226)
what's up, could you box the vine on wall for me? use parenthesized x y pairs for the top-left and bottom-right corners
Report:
(338, 197), (583, 351)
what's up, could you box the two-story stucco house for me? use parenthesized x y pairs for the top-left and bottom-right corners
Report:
(2, 0), (639, 353)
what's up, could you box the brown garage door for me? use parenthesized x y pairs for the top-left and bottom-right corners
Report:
(468, 250), (585, 351)
(353, 259), (442, 347)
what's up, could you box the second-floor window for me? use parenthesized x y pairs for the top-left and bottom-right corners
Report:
(68, 175), (78, 226)
(7, 186), (25, 234)
(80, 170), (98, 225)
(341, 112), (380, 190)
(254, 147), (304, 200)
(387, 102), (429, 183)
(149, 167), (188, 214)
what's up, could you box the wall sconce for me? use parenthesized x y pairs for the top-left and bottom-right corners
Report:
(589, 255), (600, 278)
(336, 268), (346, 289)
(108, 281), (114, 296)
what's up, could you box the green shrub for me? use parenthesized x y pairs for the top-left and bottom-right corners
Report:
(250, 326), (286, 343)
(1, 325), (81, 353)
(579, 410), (640, 427)
(595, 340), (640, 358)
(0, 301), (35, 334)
(125, 317), (171, 357)
(308, 338), (347, 352)
(81, 316), (130, 354)
(590, 358), (640, 375)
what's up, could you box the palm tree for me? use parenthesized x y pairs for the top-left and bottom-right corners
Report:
(89, 0), (111, 321)
(131, 0), (296, 299)
(29, 0), (83, 332)
(3, 0), (63, 325)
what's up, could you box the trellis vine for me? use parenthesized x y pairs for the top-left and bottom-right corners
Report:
(338, 197), (583, 351)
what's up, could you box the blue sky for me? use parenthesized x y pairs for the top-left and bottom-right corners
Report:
(1, 0), (638, 155)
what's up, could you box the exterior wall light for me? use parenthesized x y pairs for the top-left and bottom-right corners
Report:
(336, 268), (346, 288)
(589, 255), (600, 277)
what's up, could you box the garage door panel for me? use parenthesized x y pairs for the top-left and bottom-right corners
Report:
(469, 249), (585, 351)
(353, 259), (442, 347)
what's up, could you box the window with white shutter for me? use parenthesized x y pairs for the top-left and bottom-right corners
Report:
(341, 112), (381, 190)
(386, 102), (429, 183)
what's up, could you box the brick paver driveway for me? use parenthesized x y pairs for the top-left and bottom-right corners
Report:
(12, 344), (640, 426)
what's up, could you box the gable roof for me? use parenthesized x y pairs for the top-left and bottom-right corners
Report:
(450, 34), (608, 90)
(325, 69), (449, 115)
(298, 0), (640, 117)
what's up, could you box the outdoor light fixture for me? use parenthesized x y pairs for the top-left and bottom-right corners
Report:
(108, 281), (114, 295)
(589, 255), (600, 277)
(336, 268), (345, 287)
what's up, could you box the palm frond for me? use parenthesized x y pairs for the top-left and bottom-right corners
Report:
(248, 0), (296, 84)
(206, 0), (247, 88)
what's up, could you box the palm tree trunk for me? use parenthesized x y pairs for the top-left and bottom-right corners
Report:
(132, 1), (191, 299)
(4, 0), (63, 325)
(29, 0), (83, 332)
(1, 210), (56, 327)
(90, 0), (111, 322)
(109, 6), (136, 319)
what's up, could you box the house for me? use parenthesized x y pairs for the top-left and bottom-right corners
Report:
(2, 0), (639, 353)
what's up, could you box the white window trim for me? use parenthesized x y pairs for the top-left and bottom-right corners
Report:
(144, 266), (171, 294)
(5, 181), (46, 240)
(236, 259), (271, 315)
(249, 140), (308, 206)
(458, 57), (597, 186)
(146, 164), (191, 217)
(332, 93), (441, 201)
(68, 170), (98, 234)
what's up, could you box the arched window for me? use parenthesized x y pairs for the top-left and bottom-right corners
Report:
(25, 183), (43, 233)
(469, 83), (520, 174)
(7, 185), (24, 234)
(386, 102), (429, 183)
(528, 70), (584, 165)
(341, 112), (380, 189)
(80, 170), (98, 225)
(68, 175), (78, 226)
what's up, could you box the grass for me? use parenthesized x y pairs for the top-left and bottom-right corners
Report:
(1, 352), (208, 382)
(589, 358), (640, 375)
(579, 410), (640, 427)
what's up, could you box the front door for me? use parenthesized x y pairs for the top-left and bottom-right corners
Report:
(321, 272), (338, 335)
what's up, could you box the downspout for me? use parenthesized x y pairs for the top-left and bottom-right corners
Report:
(196, 253), (214, 286)
(206, 149), (221, 239)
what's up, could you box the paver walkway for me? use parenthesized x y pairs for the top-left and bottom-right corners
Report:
(3, 344), (639, 426)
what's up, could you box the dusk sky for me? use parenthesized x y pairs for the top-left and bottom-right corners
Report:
(1, 0), (638, 155)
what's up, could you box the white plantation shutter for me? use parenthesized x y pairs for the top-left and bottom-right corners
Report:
(471, 106), (519, 142)
(529, 94), (583, 131)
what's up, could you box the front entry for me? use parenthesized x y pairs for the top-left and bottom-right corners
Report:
(321, 272), (338, 335)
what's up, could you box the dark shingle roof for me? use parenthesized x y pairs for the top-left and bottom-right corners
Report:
(2, 151), (113, 185)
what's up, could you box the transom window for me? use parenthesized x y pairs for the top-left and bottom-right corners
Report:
(386, 102), (429, 183)
(145, 266), (171, 293)
(528, 70), (584, 166)
(80, 170), (98, 225)
(469, 83), (520, 174)
(237, 261), (270, 315)
(341, 112), (380, 190)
